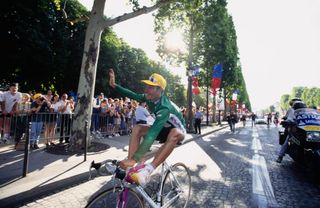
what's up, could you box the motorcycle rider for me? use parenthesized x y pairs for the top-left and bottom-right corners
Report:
(276, 98), (302, 163)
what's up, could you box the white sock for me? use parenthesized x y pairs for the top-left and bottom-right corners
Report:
(146, 163), (155, 173)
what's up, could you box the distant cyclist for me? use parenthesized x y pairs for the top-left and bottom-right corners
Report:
(108, 68), (186, 186)
(251, 113), (256, 127)
(267, 112), (272, 126)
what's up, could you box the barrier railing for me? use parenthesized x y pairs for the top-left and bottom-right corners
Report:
(0, 112), (134, 145)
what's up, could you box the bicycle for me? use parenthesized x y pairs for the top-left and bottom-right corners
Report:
(86, 158), (191, 208)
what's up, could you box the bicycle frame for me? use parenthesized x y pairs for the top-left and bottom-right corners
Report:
(118, 161), (183, 208)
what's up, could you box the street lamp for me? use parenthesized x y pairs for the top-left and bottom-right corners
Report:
(186, 66), (194, 132)
(218, 89), (222, 125)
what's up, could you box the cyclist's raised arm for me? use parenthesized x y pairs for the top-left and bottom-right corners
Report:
(108, 68), (145, 102)
(115, 85), (145, 103)
(133, 107), (170, 162)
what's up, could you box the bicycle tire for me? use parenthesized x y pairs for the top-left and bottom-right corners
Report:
(161, 162), (191, 208)
(86, 186), (144, 208)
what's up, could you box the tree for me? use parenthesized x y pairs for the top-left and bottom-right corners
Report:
(290, 86), (305, 99)
(280, 94), (290, 111)
(155, 0), (210, 130)
(2, 0), (88, 92)
(66, 0), (176, 150)
(155, 0), (251, 120)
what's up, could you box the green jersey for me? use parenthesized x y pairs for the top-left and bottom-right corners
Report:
(115, 84), (186, 161)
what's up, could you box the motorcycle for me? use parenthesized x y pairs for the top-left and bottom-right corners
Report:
(279, 108), (320, 171)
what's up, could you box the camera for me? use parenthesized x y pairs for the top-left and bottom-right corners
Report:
(39, 97), (45, 102)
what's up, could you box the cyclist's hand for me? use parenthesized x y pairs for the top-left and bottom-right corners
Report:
(108, 68), (116, 88)
(120, 159), (136, 170)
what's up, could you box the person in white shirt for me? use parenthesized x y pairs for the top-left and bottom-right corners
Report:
(58, 93), (74, 143)
(135, 102), (150, 125)
(45, 93), (60, 146)
(1, 83), (22, 142)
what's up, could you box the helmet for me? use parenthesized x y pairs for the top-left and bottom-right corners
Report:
(289, 98), (302, 106)
(292, 101), (306, 110)
(141, 73), (167, 90)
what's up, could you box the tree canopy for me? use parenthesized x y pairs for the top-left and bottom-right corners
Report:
(1, 0), (185, 106)
(154, 0), (251, 111)
(280, 87), (320, 111)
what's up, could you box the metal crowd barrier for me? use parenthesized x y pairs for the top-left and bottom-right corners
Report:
(0, 112), (134, 144)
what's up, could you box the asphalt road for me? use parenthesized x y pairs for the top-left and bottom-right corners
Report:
(19, 122), (320, 208)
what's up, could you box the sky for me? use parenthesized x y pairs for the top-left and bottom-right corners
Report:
(78, 0), (320, 110)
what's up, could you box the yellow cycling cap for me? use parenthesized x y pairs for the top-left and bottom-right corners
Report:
(141, 73), (167, 90)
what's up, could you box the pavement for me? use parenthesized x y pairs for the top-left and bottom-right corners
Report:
(0, 123), (228, 208)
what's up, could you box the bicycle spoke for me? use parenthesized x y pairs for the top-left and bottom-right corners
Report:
(161, 163), (191, 208)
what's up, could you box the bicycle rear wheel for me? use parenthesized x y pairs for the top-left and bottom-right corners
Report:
(86, 186), (144, 208)
(161, 163), (191, 208)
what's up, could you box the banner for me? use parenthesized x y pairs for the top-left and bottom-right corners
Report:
(216, 96), (225, 110)
(211, 63), (223, 96)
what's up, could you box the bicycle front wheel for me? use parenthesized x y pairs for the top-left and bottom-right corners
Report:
(86, 186), (144, 208)
(161, 163), (191, 208)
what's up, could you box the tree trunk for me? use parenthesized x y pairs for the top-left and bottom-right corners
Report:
(70, 0), (105, 151)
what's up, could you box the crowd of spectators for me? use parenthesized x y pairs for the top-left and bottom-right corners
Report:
(0, 83), (160, 149)
(0, 83), (209, 150)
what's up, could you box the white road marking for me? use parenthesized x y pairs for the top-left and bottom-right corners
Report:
(251, 130), (278, 207)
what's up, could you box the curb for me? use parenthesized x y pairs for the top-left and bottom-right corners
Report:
(182, 124), (228, 146)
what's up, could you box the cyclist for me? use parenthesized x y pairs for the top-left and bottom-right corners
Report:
(267, 112), (272, 126)
(108, 68), (186, 186)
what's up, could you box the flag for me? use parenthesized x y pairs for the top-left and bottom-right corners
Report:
(211, 63), (223, 95)
(193, 65), (200, 76)
(192, 77), (199, 87)
(212, 64), (223, 78)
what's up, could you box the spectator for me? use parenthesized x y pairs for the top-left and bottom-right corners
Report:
(58, 93), (74, 144)
(45, 93), (60, 146)
(1, 83), (22, 143)
(91, 93), (104, 132)
(194, 107), (203, 134)
(135, 102), (150, 125)
(30, 93), (51, 149)
(44, 90), (53, 101)
(14, 93), (31, 148)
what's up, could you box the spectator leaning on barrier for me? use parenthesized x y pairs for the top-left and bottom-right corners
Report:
(14, 93), (31, 148)
(1, 83), (22, 143)
(45, 93), (60, 147)
(30, 93), (51, 149)
(58, 93), (74, 144)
